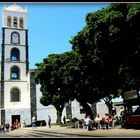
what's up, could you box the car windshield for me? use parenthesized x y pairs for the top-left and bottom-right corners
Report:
(132, 107), (140, 115)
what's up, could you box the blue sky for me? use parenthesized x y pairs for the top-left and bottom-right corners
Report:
(0, 2), (109, 69)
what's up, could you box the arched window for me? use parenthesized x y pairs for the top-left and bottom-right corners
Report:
(13, 17), (17, 28)
(19, 17), (23, 28)
(11, 48), (20, 61)
(7, 16), (12, 27)
(11, 32), (20, 44)
(10, 87), (20, 102)
(10, 66), (20, 80)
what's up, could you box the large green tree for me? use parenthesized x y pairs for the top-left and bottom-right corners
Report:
(35, 53), (75, 124)
(35, 50), (98, 121)
(70, 3), (140, 114)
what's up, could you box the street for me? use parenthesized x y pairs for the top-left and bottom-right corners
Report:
(0, 125), (140, 138)
(0, 128), (88, 138)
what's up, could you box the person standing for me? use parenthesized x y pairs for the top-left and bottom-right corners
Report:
(32, 115), (37, 129)
(48, 115), (51, 128)
(112, 112), (118, 128)
(63, 116), (66, 124)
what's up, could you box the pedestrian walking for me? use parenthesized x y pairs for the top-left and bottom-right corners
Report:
(119, 110), (126, 128)
(32, 115), (37, 129)
(47, 115), (51, 128)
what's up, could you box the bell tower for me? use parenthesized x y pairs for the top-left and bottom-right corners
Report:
(0, 4), (31, 125)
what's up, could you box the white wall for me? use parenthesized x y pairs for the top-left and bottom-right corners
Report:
(4, 82), (30, 109)
(36, 84), (57, 123)
(96, 102), (108, 117)
(96, 97), (124, 117)
(71, 99), (86, 119)
(35, 85), (87, 123)
(5, 108), (31, 125)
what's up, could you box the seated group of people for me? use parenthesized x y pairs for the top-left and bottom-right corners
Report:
(94, 113), (113, 129)
(73, 113), (118, 130)
(0, 123), (10, 132)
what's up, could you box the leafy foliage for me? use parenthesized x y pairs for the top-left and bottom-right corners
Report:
(70, 3), (140, 114)
(35, 3), (140, 118)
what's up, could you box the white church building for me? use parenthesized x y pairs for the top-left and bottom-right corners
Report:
(0, 4), (111, 126)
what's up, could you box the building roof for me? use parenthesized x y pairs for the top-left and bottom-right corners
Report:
(112, 101), (124, 106)
(4, 4), (27, 12)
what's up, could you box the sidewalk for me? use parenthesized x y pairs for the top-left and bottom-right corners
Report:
(20, 125), (140, 137)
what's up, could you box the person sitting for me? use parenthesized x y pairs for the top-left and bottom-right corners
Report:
(84, 115), (93, 130)
(15, 119), (20, 129)
(10, 122), (16, 131)
(1, 124), (5, 133)
(94, 114), (102, 129)
(71, 117), (79, 128)
(78, 119), (85, 128)
(5, 123), (10, 132)
(102, 113), (110, 129)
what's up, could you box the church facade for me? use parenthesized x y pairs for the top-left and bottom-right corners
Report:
(0, 4), (32, 126)
(0, 4), (109, 126)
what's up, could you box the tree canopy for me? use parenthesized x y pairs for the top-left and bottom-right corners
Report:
(70, 3), (140, 113)
(35, 3), (140, 120)
(35, 52), (76, 123)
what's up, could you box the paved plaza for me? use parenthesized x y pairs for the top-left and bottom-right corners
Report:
(0, 125), (140, 138)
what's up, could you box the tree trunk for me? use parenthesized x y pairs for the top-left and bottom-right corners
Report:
(106, 101), (113, 115)
(76, 96), (93, 119)
(56, 110), (62, 124)
(55, 105), (64, 124)
(80, 102), (93, 119)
